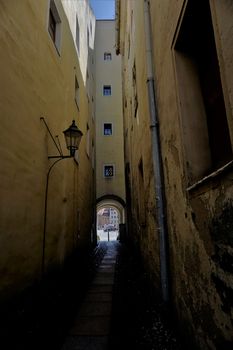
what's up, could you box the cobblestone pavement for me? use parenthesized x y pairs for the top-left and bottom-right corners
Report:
(109, 242), (184, 350)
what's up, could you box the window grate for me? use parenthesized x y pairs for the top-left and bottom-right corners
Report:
(104, 165), (114, 177)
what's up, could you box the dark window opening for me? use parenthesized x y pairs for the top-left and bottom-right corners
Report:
(104, 123), (113, 135)
(103, 85), (111, 96)
(75, 77), (79, 108)
(48, 9), (56, 42)
(138, 159), (146, 226)
(87, 28), (89, 47)
(76, 17), (80, 52)
(48, 1), (61, 54)
(104, 52), (112, 60)
(175, 0), (232, 171)
(132, 61), (138, 118)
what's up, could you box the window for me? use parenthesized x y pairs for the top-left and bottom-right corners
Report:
(104, 165), (114, 178)
(86, 70), (90, 100)
(87, 28), (89, 48)
(128, 34), (130, 59)
(138, 159), (146, 226)
(132, 61), (138, 118)
(48, 0), (61, 53)
(104, 52), (112, 60)
(90, 22), (92, 35)
(48, 8), (56, 42)
(173, 0), (232, 184)
(103, 85), (111, 96)
(76, 17), (80, 52)
(104, 123), (113, 136)
(75, 77), (80, 109)
(92, 141), (95, 169)
(86, 124), (90, 157)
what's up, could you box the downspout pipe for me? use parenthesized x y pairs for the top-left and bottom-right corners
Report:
(115, 0), (120, 55)
(144, 0), (169, 303)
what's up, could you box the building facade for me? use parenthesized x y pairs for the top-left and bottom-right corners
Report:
(97, 208), (110, 229)
(97, 207), (119, 230)
(95, 20), (126, 222)
(0, 0), (95, 302)
(109, 208), (119, 228)
(116, 0), (233, 348)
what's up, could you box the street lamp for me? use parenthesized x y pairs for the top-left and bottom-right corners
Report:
(40, 117), (83, 276)
(42, 118), (83, 159)
(63, 120), (83, 157)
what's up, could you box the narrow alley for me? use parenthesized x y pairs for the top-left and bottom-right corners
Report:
(1, 240), (183, 350)
(0, 1), (233, 349)
(62, 241), (183, 350)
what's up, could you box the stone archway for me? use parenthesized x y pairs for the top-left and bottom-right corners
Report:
(96, 195), (126, 241)
(96, 195), (126, 224)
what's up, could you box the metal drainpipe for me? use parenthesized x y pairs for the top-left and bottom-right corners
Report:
(144, 0), (169, 302)
(115, 0), (120, 55)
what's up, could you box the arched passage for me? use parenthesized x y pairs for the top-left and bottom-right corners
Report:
(96, 195), (126, 241)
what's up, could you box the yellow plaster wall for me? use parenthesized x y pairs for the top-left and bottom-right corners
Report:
(0, 0), (95, 301)
(119, 0), (160, 279)
(95, 20), (125, 203)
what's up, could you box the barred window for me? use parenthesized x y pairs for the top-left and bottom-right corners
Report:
(104, 165), (114, 178)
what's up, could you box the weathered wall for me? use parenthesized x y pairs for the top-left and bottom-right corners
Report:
(95, 20), (126, 203)
(118, 0), (161, 284)
(118, 0), (233, 348)
(0, 0), (95, 302)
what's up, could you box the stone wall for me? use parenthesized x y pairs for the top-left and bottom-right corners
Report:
(117, 0), (233, 348)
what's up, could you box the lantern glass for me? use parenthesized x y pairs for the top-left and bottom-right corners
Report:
(63, 120), (83, 156)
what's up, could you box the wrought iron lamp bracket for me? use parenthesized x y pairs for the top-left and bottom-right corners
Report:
(40, 117), (72, 159)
